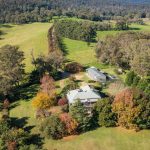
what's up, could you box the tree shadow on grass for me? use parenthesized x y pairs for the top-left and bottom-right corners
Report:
(11, 116), (44, 148)
(11, 117), (29, 128)
(12, 84), (39, 102)
(0, 24), (13, 28)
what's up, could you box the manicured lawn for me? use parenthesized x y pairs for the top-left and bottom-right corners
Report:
(0, 23), (51, 72)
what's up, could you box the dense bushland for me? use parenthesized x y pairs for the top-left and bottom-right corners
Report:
(96, 31), (150, 76)
(0, 0), (149, 24)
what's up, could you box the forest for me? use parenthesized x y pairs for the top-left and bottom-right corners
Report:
(0, 0), (150, 23)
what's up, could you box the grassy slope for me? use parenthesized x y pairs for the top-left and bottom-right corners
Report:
(44, 128), (150, 150)
(0, 23), (51, 72)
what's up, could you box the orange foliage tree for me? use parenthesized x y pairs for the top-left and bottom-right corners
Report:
(59, 113), (78, 135)
(112, 88), (141, 129)
(32, 92), (55, 109)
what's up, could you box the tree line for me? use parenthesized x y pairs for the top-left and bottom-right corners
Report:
(0, 0), (150, 24)
(54, 19), (97, 42)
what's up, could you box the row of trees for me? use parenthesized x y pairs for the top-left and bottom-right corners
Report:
(54, 19), (96, 42)
(0, 0), (150, 24)
(96, 31), (150, 76)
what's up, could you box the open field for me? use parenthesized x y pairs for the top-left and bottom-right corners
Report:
(0, 23), (51, 72)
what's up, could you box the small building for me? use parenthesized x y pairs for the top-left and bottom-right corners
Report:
(86, 67), (106, 82)
(67, 85), (101, 113)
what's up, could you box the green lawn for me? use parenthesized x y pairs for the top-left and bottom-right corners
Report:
(0, 23), (51, 72)
(44, 127), (150, 150)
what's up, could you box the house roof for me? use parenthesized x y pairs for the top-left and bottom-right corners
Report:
(67, 85), (101, 104)
(86, 67), (106, 79)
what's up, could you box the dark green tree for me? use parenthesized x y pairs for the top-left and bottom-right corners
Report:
(39, 115), (65, 139)
(95, 98), (117, 127)
(69, 100), (91, 133)
(0, 45), (25, 96)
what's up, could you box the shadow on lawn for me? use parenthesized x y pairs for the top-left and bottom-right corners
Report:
(11, 116), (44, 148)
(12, 84), (39, 102)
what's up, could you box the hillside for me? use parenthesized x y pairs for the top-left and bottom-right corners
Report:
(0, 23), (51, 72)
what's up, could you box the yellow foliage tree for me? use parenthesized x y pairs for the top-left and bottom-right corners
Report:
(32, 92), (55, 109)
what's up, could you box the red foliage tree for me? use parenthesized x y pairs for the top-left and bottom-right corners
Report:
(58, 98), (68, 106)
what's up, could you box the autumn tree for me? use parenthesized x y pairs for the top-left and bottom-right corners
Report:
(112, 88), (149, 130)
(0, 45), (25, 96)
(40, 74), (55, 96)
(59, 113), (78, 135)
(32, 92), (55, 110)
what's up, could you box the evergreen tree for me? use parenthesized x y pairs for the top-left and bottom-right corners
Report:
(0, 45), (25, 96)
(69, 100), (91, 133)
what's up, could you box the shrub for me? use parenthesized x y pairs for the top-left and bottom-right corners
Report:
(39, 115), (65, 139)
(58, 98), (68, 106)
(35, 109), (51, 119)
(61, 104), (69, 113)
(64, 62), (83, 73)
(59, 113), (78, 135)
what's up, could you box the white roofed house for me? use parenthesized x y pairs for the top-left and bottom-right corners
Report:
(67, 85), (101, 113)
(86, 67), (106, 82)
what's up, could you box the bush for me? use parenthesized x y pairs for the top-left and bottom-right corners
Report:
(39, 115), (65, 139)
(64, 62), (83, 73)
(58, 98), (68, 106)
